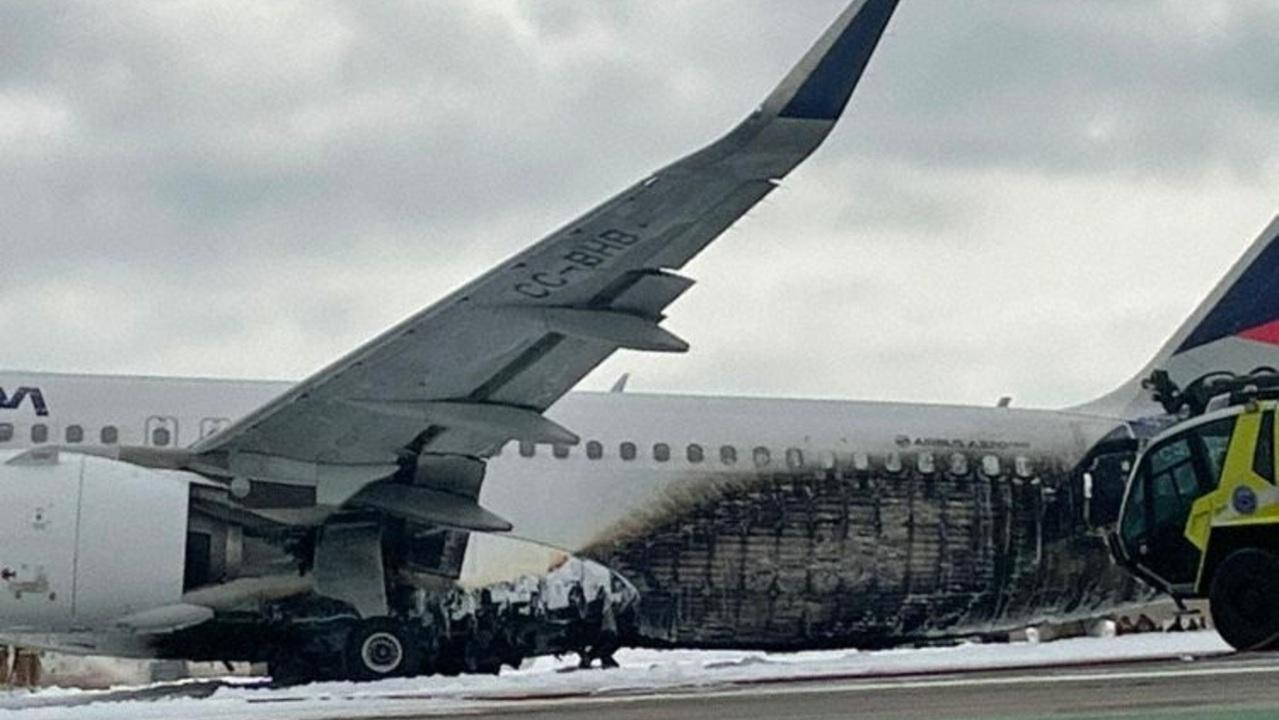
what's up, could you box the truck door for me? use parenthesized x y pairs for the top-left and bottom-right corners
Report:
(1128, 417), (1235, 591)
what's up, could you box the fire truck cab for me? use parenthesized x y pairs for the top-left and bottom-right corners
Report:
(1112, 395), (1279, 650)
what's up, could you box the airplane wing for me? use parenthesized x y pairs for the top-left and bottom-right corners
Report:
(187, 0), (901, 514)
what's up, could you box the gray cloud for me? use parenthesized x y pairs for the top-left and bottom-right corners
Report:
(1, 1), (1278, 408)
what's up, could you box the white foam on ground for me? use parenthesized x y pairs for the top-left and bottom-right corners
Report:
(0, 632), (1231, 720)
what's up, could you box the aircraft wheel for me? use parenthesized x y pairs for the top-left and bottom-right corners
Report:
(1210, 548), (1279, 651)
(346, 618), (420, 681)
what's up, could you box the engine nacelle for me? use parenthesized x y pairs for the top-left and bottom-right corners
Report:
(0, 450), (191, 632)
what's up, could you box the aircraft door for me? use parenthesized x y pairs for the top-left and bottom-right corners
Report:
(0, 454), (78, 628)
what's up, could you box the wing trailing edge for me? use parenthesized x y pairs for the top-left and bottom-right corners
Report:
(184, 1), (903, 524)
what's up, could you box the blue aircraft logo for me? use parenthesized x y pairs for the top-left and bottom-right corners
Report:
(0, 387), (49, 417)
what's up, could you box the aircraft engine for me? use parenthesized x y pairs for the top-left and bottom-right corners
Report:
(0, 449), (191, 632)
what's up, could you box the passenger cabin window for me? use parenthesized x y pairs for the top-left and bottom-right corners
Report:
(720, 445), (738, 465)
(687, 444), (704, 463)
(852, 453), (870, 473)
(0, 423), (12, 443)
(146, 416), (178, 448)
(519, 441), (536, 458)
(586, 441), (603, 460)
(820, 451), (837, 471)
(65, 425), (84, 444)
(884, 452), (903, 475)
(620, 442), (637, 461)
(552, 444), (570, 459)
(981, 455), (1001, 478)
(753, 446), (771, 468)
(100, 426), (119, 445)
(917, 452), (936, 475)
(785, 448), (804, 470)
(653, 443), (670, 463)
(31, 424), (48, 444)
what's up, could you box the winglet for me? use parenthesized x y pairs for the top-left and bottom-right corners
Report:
(761, 0), (901, 121)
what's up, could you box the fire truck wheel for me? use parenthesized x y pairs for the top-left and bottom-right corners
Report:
(1210, 548), (1279, 651)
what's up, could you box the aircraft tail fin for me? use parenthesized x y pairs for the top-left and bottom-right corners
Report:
(1078, 215), (1279, 419)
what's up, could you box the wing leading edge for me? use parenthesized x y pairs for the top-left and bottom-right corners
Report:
(188, 0), (902, 512)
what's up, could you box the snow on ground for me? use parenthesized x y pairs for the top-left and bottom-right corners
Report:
(0, 632), (1231, 720)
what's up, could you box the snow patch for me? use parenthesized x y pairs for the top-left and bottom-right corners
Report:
(0, 632), (1231, 720)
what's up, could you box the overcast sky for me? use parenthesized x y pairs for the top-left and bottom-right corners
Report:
(2, 0), (1278, 409)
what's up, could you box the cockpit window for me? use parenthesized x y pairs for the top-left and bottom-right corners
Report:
(1152, 462), (1192, 527)
(1194, 417), (1236, 489)
(1119, 473), (1146, 546)
(1148, 437), (1191, 477)
(1142, 436), (1202, 532)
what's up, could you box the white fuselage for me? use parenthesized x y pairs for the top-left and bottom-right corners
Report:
(0, 370), (1122, 549)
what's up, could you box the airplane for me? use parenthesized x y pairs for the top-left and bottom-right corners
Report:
(1, 0), (1276, 684)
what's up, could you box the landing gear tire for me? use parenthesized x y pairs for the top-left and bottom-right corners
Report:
(345, 618), (420, 681)
(1210, 548), (1279, 651)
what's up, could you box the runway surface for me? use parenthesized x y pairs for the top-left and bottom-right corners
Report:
(6, 633), (1274, 719)
(438, 654), (1279, 720)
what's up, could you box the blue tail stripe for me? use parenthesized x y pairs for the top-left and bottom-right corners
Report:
(779, 0), (901, 121)
(1177, 233), (1279, 353)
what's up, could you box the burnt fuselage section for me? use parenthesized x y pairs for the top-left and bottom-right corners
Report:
(468, 393), (1160, 651)
(577, 447), (1148, 649)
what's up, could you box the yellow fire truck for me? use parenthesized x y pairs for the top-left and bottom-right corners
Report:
(1111, 374), (1279, 650)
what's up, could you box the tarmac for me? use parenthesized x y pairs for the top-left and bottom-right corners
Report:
(422, 653), (1279, 720)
